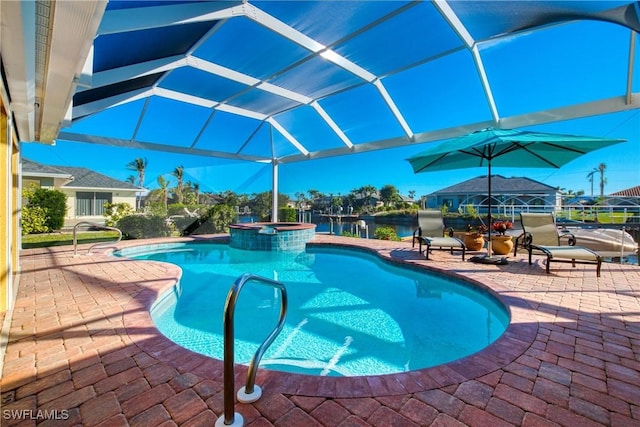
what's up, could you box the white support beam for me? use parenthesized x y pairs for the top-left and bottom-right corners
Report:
(216, 103), (268, 121)
(39, 0), (107, 142)
(271, 160), (279, 222)
(277, 94), (640, 164)
(247, 3), (377, 83)
(433, 0), (475, 48)
(257, 82), (312, 105)
(57, 131), (270, 162)
(189, 57), (260, 87)
(267, 117), (310, 156)
(73, 88), (153, 118)
(471, 45), (500, 125)
(189, 57), (313, 104)
(626, 30), (636, 105)
(79, 55), (188, 92)
(373, 79), (414, 139)
(311, 101), (353, 149)
(154, 87), (218, 108)
(98, 2), (244, 35)
(2, 1), (37, 142)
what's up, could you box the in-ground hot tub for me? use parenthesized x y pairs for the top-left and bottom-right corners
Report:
(229, 222), (316, 251)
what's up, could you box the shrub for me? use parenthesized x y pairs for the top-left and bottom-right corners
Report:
(21, 206), (49, 234)
(103, 202), (135, 227)
(27, 187), (67, 231)
(172, 216), (201, 235)
(340, 231), (359, 238)
(279, 207), (296, 222)
(374, 226), (401, 241)
(179, 204), (236, 236)
(117, 215), (171, 239)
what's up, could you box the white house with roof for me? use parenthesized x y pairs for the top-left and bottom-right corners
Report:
(22, 159), (139, 226)
(426, 175), (562, 213)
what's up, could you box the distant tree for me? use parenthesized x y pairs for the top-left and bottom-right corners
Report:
(126, 157), (147, 188)
(181, 181), (197, 205)
(219, 190), (240, 208)
(586, 168), (598, 197)
(146, 175), (170, 216)
(598, 163), (607, 197)
(172, 165), (185, 204)
(126, 157), (147, 210)
(332, 195), (343, 213)
(250, 192), (273, 221)
(307, 189), (322, 201)
(249, 191), (290, 221)
(355, 185), (377, 211)
(408, 190), (416, 200)
(379, 184), (399, 206)
(294, 192), (307, 209)
(193, 182), (200, 204)
(125, 175), (136, 184)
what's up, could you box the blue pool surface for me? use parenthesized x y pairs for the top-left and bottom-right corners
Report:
(118, 242), (509, 376)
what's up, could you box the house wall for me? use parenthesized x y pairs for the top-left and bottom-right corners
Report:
(21, 174), (137, 226)
(1, 96), (19, 313)
(61, 189), (136, 225)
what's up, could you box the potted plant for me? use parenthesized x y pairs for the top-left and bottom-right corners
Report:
(464, 223), (487, 251)
(491, 220), (514, 255)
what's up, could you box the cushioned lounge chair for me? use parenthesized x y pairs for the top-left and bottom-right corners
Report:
(515, 212), (602, 277)
(412, 210), (465, 260)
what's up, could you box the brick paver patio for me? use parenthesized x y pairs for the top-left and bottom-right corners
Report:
(1, 235), (639, 426)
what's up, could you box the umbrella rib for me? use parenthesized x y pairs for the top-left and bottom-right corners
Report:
(414, 152), (451, 172)
(497, 142), (564, 168)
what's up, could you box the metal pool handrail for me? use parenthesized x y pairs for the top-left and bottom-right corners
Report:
(217, 273), (288, 427)
(72, 221), (122, 255)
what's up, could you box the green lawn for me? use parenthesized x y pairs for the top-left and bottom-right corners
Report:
(22, 231), (121, 249)
(557, 210), (637, 224)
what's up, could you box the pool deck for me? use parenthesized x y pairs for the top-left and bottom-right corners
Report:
(2, 234), (639, 426)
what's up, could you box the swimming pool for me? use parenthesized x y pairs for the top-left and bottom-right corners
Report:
(117, 242), (509, 376)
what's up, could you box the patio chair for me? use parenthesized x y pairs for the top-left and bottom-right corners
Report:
(412, 210), (465, 260)
(515, 212), (602, 277)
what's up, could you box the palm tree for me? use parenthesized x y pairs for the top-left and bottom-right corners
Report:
(126, 158), (147, 188)
(147, 175), (170, 215)
(126, 157), (147, 209)
(157, 175), (170, 212)
(586, 168), (598, 197)
(172, 165), (185, 204)
(598, 163), (607, 198)
(193, 182), (200, 204)
(358, 185), (377, 212)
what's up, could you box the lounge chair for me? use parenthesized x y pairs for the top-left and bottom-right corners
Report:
(515, 212), (602, 277)
(412, 210), (465, 260)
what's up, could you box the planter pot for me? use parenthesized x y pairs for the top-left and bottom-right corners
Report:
(463, 233), (485, 251)
(491, 235), (514, 255)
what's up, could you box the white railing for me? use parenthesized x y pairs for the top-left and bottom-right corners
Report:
(461, 204), (640, 225)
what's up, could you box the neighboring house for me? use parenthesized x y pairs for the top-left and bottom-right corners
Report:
(22, 159), (139, 226)
(605, 185), (640, 206)
(426, 175), (562, 212)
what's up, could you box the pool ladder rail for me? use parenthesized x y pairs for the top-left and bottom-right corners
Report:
(217, 273), (288, 427)
(72, 221), (122, 256)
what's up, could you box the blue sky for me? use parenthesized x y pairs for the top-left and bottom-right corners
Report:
(22, 11), (640, 200)
(23, 109), (638, 198)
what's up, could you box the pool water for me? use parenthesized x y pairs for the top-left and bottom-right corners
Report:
(121, 243), (509, 376)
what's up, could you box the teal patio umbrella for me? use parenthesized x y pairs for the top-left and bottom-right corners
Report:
(406, 127), (625, 263)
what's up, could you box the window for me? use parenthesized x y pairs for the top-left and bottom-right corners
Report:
(76, 192), (112, 216)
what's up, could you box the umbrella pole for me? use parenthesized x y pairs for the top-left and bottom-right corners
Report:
(470, 158), (506, 265)
(487, 161), (492, 258)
